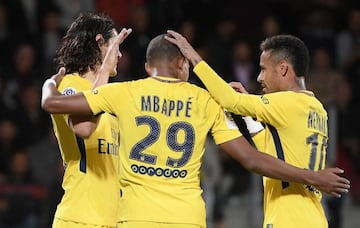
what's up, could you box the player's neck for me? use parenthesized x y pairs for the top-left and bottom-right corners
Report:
(149, 67), (179, 80)
(82, 70), (97, 83)
(295, 77), (306, 90)
(284, 76), (306, 91)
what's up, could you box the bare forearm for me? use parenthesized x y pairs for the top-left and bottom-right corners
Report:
(220, 137), (314, 186)
(42, 81), (93, 115)
(42, 94), (93, 115)
(93, 66), (110, 89)
(246, 150), (313, 185)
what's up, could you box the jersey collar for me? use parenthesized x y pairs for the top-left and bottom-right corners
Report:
(150, 76), (183, 83)
(298, 90), (315, 97)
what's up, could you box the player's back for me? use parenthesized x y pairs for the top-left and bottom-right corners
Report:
(84, 76), (240, 226)
(119, 76), (238, 226)
(51, 74), (120, 226)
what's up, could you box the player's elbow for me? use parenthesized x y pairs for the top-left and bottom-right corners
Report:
(72, 123), (96, 139)
(41, 97), (61, 114)
(41, 97), (51, 112)
(74, 128), (93, 138)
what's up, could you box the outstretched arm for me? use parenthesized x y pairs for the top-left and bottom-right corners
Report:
(219, 136), (350, 198)
(41, 69), (92, 115)
(42, 28), (132, 115)
(71, 28), (132, 138)
(166, 30), (351, 197)
(93, 28), (132, 88)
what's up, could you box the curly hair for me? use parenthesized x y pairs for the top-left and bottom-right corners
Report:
(55, 12), (115, 75)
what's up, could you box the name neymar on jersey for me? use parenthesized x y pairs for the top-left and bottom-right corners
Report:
(307, 111), (327, 135)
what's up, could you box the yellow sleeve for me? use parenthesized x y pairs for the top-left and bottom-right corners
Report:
(211, 108), (242, 145)
(193, 61), (239, 109)
(83, 83), (122, 116)
(57, 75), (92, 125)
(193, 61), (259, 117)
(252, 129), (266, 152)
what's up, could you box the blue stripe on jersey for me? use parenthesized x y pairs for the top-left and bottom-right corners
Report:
(75, 135), (86, 173)
(267, 124), (289, 189)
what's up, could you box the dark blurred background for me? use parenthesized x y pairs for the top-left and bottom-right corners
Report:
(0, 0), (359, 227)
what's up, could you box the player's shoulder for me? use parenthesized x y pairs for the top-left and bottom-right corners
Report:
(296, 90), (324, 105)
(277, 90), (326, 110)
(185, 82), (212, 97)
(59, 73), (82, 84)
(185, 83), (221, 109)
(258, 91), (304, 109)
(58, 73), (91, 94)
(265, 90), (309, 101)
(124, 78), (148, 86)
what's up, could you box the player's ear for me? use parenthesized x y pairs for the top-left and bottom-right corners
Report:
(145, 62), (152, 76)
(279, 60), (288, 77)
(96, 34), (105, 46)
(177, 56), (186, 69)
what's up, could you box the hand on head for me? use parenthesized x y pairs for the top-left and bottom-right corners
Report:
(165, 30), (202, 66)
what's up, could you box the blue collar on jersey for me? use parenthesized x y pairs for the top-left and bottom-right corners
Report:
(150, 76), (183, 83)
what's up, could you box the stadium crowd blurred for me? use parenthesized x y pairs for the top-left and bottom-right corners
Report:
(0, 0), (358, 227)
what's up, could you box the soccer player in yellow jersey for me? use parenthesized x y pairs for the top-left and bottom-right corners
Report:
(165, 30), (348, 228)
(50, 12), (131, 228)
(41, 32), (349, 228)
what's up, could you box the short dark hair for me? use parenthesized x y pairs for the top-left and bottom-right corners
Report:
(146, 34), (183, 65)
(260, 34), (310, 77)
(56, 12), (115, 75)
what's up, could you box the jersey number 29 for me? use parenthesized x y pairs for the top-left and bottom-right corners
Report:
(129, 116), (195, 168)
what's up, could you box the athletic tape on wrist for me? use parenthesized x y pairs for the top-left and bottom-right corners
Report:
(46, 78), (57, 87)
(242, 116), (264, 134)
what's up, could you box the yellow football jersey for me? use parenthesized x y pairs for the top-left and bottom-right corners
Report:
(83, 76), (241, 227)
(194, 61), (328, 228)
(51, 74), (120, 226)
